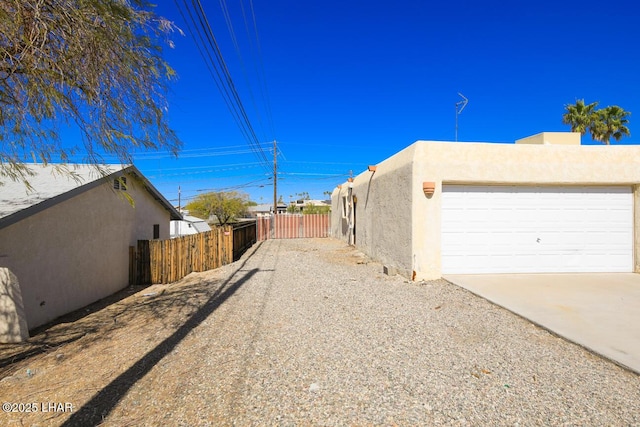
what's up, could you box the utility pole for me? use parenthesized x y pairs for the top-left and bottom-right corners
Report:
(272, 139), (277, 237)
(177, 185), (181, 236)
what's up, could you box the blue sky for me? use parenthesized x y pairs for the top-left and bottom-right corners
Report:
(125, 0), (639, 206)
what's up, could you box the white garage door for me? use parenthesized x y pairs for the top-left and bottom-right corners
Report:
(441, 185), (633, 273)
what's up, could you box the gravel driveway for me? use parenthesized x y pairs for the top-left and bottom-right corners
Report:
(2, 238), (640, 426)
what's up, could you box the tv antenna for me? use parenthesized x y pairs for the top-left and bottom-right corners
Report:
(455, 92), (468, 142)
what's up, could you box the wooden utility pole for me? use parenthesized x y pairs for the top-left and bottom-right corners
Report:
(272, 139), (277, 237)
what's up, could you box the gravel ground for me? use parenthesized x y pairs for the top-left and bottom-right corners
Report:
(2, 237), (640, 426)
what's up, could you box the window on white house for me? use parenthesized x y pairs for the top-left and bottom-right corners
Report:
(113, 176), (127, 191)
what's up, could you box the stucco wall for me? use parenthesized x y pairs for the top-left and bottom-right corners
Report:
(0, 174), (170, 329)
(515, 132), (580, 145)
(332, 145), (416, 275)
(0, 268), (29, 342)
(335, 140), (640, 281)
(413, 142), (640, 279)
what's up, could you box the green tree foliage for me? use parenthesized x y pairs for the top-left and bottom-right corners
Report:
(302, 202), (330, 215)
(563, 100), (631, 144)
(0, 0), (182, 185)
(185, 191), (250, 225)
(591, 106), (631, 145)
(562, 100), (598, 136)
(286, 202), (330, 215)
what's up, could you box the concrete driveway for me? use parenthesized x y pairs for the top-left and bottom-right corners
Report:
(444, 273), (640, 374)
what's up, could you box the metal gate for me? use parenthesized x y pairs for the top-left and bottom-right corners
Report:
(256, 214), (330, 241)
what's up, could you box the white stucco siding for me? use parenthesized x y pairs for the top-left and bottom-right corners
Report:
(0, 175), (170, 329)
(132, 179), (172, 242)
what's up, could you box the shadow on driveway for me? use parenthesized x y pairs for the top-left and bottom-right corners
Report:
(61, 254), (260, 426)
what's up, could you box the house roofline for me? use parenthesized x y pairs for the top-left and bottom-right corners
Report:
(0, 164), (181, 231)
(125, 165), (182, 221)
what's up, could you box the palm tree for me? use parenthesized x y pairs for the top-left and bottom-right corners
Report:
(562, 99), (599, 136)
(590, 105), (631, 145)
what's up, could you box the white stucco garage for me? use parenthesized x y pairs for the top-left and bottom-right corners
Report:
(332, 132), (640, 280)
(441, 185), (633, 274)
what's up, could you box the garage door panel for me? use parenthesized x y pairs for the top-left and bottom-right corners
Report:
(441, 185), (633, 273)
(606, 211), (632, 223)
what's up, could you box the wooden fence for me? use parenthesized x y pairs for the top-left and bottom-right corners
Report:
(131, 225), (233, 285)
(129, 215), (328, 286)
(257, 213), (330, 240)
(232, 221), (257, 261)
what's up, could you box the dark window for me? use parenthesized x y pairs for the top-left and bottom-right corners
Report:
(113, 176), (127, 191)
(342, 196), (348, 218)
(153, 224), (160, 239)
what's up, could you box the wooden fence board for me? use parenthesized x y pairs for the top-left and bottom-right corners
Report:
(233, 222), (257, 261)
(130, 216), (329, 286)
(131, 225), (234, 285)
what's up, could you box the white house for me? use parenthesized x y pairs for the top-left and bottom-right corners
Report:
(0, 163), (181, 341)
(289, 199), (331, 212)
(170, 212), (211, 238)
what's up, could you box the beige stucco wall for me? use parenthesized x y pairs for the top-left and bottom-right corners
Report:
(0, 268), (29, 343)
(333, 140), (640, 280)
(0, 174), (170, 329)
(515, 132), (581, 145)
(332, 146), (416, 276)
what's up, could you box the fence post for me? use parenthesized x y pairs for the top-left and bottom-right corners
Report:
(137, 240), (150, 285)
(129, 246), (136, 286)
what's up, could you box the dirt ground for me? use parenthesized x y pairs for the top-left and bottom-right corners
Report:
(3, 238), (638, 426)
(0, 239), (367, 426)
(0, 255), (238, 426)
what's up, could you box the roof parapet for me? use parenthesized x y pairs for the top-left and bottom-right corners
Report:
(515, 132), (581, 145)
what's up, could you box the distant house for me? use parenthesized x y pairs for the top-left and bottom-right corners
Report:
(289, 199), (331, 213)
(0, 164), (180, 341)
(246, 203), (287, 217)
(170, 212), (211, 237)
(333, 132), (640, 280)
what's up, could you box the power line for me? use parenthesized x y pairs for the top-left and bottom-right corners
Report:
(243, 0), (277, 140)
(144, 163), (267, 178)
(54, 146), (274, 163)
(174, 0), (272, 173)
(191, 0), (271, 170)
(143, 161), (265, 173)
(219, 0), (270, 145)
